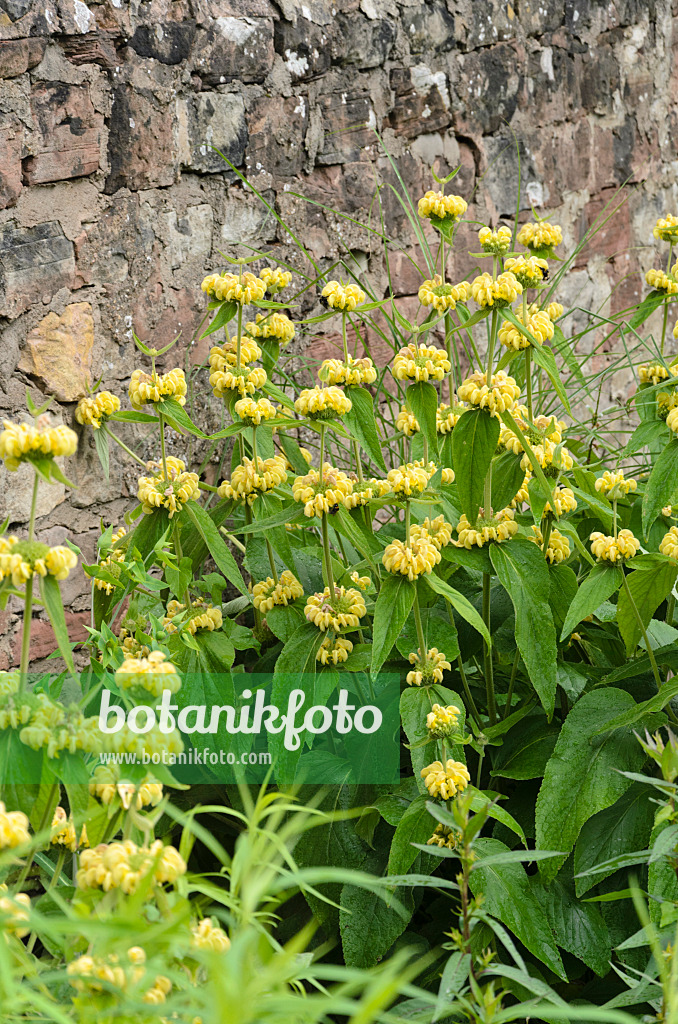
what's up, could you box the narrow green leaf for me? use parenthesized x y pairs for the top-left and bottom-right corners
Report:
(424, 571), (491, 645)
(372, 575), (415, 676)
(629, 289), (665, 329)
(184, 501), (247, 595)
(623, 419), (670, 456)
(94, 426), (110, 480)
(560, 562), (623, 640)
(39, 574), (76, 673)
(617, 560), (677, 654)
(200, 299), (237, 339)
(491, 450), (526, 512)
(592, 675), (678, 735)
(529, 343), (572, 413)
(642, 437), (678, 536)
(407, 381), (439, 460)
(158, 397), (207, 438)
(344, 386), (387, 472)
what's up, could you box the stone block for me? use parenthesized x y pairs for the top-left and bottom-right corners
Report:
(194, 17), (274, 85)
(0, 458), (66, 525)
(579, 44), (620, 115)
(157, 203), (213, 270)
(387, 65), (450, 138)
(454, 44), (522, 135)
(0, 37), (46, 78)
(178, 91), (248, 174)
(316, 90), (374, 165)
(18, 301), (94, 401)
(105, 84), (178, 193)
(23, 82), (102, 185)
(59, 32), (119, 67)
(219, 187), (277, 245)
(331, 12), (395, 69)
(57, 0), (96, 34)
(273, 15), (331, 80)
(246, 95), (308, 180)
(128, 21), (197, 65)
(0, 120), (23, 210)
(0, 221), (75, 318)
(401, 2), (456, 53)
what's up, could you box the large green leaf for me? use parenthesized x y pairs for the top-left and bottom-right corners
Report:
(387, 794), (436, 875)
(531, 872), (611, 977)
(452, 408), (500, 524)
(490, 717), (560, 780)
(396, 605), (459, 663)
(629, 289), (665, 328)
(407, 381), (439, 459)
(642, 437), (678, 536)
(344, 386), (387, 472)
(94, 426), (110, 480)
(617, 559), (677, 654)
(560, 562), (623, 639)
(424, 571), (490, 645)
(184, 500), (247, 595)
(535, 688), (661, 884)
(573, 784), (656, 896)
(270, 622), (325, 783)
(158, 397), (207, 438)
(490, 539), (558, 718)
(340, 883), (413, 969)
(371, 574), (415, 677)
(39, 573), (76, 673)
(200, 299), (237, 338)
(491, 450), (526, 512)
(623, 419), (670, 456)
(400, 685), (465, 791)
(591, 675), (678, 735)
(469, 838), (566, 980)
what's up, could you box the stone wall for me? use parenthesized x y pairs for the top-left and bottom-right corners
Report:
(0, 0), (677, 667)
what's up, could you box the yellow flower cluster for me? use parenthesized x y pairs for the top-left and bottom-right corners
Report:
(410, 515), (453, 550)
(544, 485), (577, 516)
(595, 469), (637, 498)
(392, 342), (451, 382)
(517, 221), (563, 250)
(418, 276), (470, 313)
(319, 355), (377, 386)
(396, 407), (419, 436)
(350, 571), (371, 590)
(498, 308), (554, 350)
(321, 281), (366, 311)
(75, 391), (120, 430)
(382, 535), (440, 580)
(77, 839), (186, 894)
(531, 525), (571, 564)
(317, 636), (353, 665)
(19, 694), (100, 758)
(202, 271), (266, 305)
(93, 526), (126, 595)
(293, 463), (354, 517)
(519, 439), (573, 475)
(406, 648), (451, 687)
(210, 363), (267, 398)
(456, 508), (518, 548)
(163, 599), (223, 635)
(116, 650), (181, 697)
(646, 269), (678, 294)
(246, 312), (295, 346)
(304, 586), (366, 632)
(478, 225), (512, 254)
(0, 802), (30, 850)
(660, 526), (678, 560)
(0, 418), (77, 471)
(344, 477), (391, 509)
(252, 570), (304, 611)
(51, 807), (81, 853)
(421, 759), (470, 800)
(386, 460), (435, 498)
(470, 271), (522, 308)
(295, 386), (352, 419)
(418, 190), (467, 223)
(137, 456), (199, 518)
(437, 401), (466, 434)
(210, 336), (262, 370)
(234, 396), (277, 425)
(261, 266), (292, 294)
(654, 215), (678, 242)
(128, 368), (187, 409)
(89, 763), (163, 810)
(545, 302), (564, 321)
(67, 947), (172, 1005)
(219, 454), (287, 505)
(458, 371), (521, 416)
(0, 537), (78, 587)
(191, 917), (231, 952)
(426, 702), (460, 738)
(590, 529), (640, 562)
(0, 885), (31, 938)
(638, 362), (676, 385)
(427, 824), (457, 850)
(504, 254), (549, 287)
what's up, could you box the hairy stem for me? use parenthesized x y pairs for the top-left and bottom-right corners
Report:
(265, 537), (279, 584)
(622, 572), (662, 693)
(105, 426), (147, 468)
(482, 572), (496, 724)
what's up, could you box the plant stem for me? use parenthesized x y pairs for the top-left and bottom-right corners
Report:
(252, 425), (258, 466)
(16, 783), (58, 890)
(265, 537), (279, 584)
(236, 279), (243, 369)
(622, 572), (662, 692)
(19, 578), (33, 691)
(504, 649), (520, 719)
(28, 471), (39, 541)
(413, 586), (427, 657)
(319, 422), (326, 470)
(321, 514), (335, 601)
(661, 243), (674, 357)
(525, 348), (533, 422)
(667, 592), (676, 626)
(159, 413), (168, 481)
(455, 652), (481, 726)
(353, 440), (364, 486)
(219, 527), (247, 554)
(482, 572), (496, 725)
(405, 499), (411, 545)
(541, 515), (553, 555)
(105, 426), (147, 468)
(341, 311), (349, 363)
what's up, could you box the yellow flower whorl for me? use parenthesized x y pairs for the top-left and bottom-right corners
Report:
(595, 469), (637, 498)
(517, 221), (563, 250)
(128, 368), (187, 410)
(234, 396), (277, 425)
(260, 266), (292, 294)
(162, 598), (222, 635)
(437, 401), (466, 434)
(470, 271), (522, 308)
(382, 535), (440, 580)
(638, 362), (677, 385)
(456, 508), (518, 548)
(386, 460), (435, 498)
(75, 391), (120, 430)
(406, 649), (452, 687)
(137, 456), (199, 518)
(321, 281), (366, 311)
(0, 801), (30, 850)
(478, 225), (512, 254)
(421, 759), (470, 800)
(317, 636), (353, 665)
(426, 702), (460, 737)
(292, 463), (354, 517)
(654, 215), (678, 242)
(252, 570), (304, 611)
(319, 355), (377, 386)
(209, 336), (262, 371)
(418, 276), (470, 313)
(0, 538), (78, 587)
(396, 407), (419, 436)
(246, 311), (295, 345)
(646, 268), (678, 295)
(304, 586), (366, 632)
(498, 308), (554, 350)
(218, 454), (287, 505)
(590, 529), (640, 562)
(660, 526), (678, 560)
(202, 271), (266, 305)
(392, 342), (451, 382)
(458, 371), (521, 416)
(531, 525), (571, 564)
(191, 917), (231, 952)
(544, 486), (577, 516)
(418, 190), (467, 223)
(410, 515), (453, 550)
(76, 839), (186, 894)
(116, 650), (181, 697)
(0, 419), (78, 471)
(294, 386), (352, 419)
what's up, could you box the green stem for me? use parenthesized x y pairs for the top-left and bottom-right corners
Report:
(667, 592), (675, 627)
(104, 426), (147, 468)
(321, 514), (335, 601)
(525, 348), (533, 422)
(504, 649), (520, 720)
(219, 527), (247, 554)
(19, 577), (33, 691)
(341, 311), (349, 363)
(236, 279), (243, 369)
(158, 413), (168, 481)
(613, 497), (618, 540)
(456, 652), (481, 727)
(173, 522), (189, 606)
(15, 783), (58, 890)
(662, 244), (674, 357)
(541, 515), (553, 555)
(413, 586), (427, 658)
(265, 537), (279, 584)
(319, 422), (326, 470)
(353, 440), (364, 486)
(252, 425), (258, 467)
(28, 471), (39, 541)
(405, 499), (411, 545)
(621, 572), (662, 692)
(482, 572), (496, 725)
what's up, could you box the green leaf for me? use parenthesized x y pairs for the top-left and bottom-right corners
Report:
(158, 397), (207, 438)
(109, 410), (158, 424)
(574, 784), (656, 896)
(425, 571), (491, 645)
(529, 344), (572, 413)
(623, 419), (670, 456)
(184, 501), (247, 595)
(560, 562), (624, 639)
(344, 387), (387, 473)
(340, 884), (413, 969)
(629, 289), (666, 329)
(407, 381), (439, 459)
(534, 688), (661, 884)
(469, 838), (566, 980)
(617, 560), (677, 654)
(434, 953), (472, 1020)
(591, 675), (678, 735)
(372, 575), (415, 676)
(452, 408), (500, 524)
(396, 605), (459, 663)
(531, 873), (611, 977)
(491, 450), (526, 512)
(200, 299), (237, 338)
(490, 539), (558, 718)
(39, 574), (76, 673)
(387, 794), (437, 875)
(490, 717), (560, 780)
(643, 438), (678, 536)
(94, 426), (110, 480)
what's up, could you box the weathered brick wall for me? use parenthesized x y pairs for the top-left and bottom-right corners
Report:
(0, 0), (676, 667)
